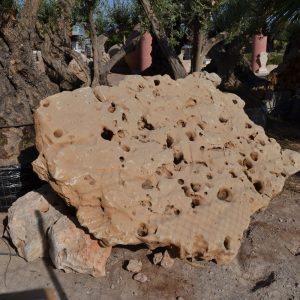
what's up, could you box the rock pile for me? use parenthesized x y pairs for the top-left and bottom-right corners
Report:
(6, 185), (111, 277)
(30, 73), (300, 264)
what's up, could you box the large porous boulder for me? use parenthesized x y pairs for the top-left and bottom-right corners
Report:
(6, 185), (65, 261)
(32, 73), (300, 264)
(49, 216), (111, 277)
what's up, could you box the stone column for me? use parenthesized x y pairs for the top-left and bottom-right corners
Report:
(140, 32), (152, 72)
(251, 34), (267, 73)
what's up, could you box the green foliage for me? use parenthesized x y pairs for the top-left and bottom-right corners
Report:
(38, 0), (61, 28)
(268, 52), (284, 65)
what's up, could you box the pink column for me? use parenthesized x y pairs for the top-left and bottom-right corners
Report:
(140, 32), (152, 72)
(251, 34), (267, 73)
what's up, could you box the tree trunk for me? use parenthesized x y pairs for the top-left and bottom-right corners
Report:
(0, 0), (60, 165)
(100, 26), (142, 85)
(87, 1), (101, 87)
(192, 25), (227, 73)
(138, 0), (187, 79)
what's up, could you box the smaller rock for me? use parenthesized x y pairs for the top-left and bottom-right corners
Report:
(133, 272), (148, 283)
(49, 216), (112, 277)
(161, 250), (174, 269)
(126, 259), (142, 273)
(153, 252), (163, 265)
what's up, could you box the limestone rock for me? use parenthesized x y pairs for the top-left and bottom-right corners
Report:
(153, 252), (163, 265)
(133, 272), (148, 283)
(161, 250), (174, 269)
(6, 185), (65, 261)
(32, 73), (300, 264)
(201, 71), (221, 87)
(126, 259), (143, 273)
(48, 216), (111, 277)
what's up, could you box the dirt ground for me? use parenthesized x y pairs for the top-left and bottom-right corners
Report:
(0, 98), (299, 300)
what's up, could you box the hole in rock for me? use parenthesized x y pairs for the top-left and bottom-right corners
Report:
(259, 140), (266, 146)
(154, 79), (160, 86)
(122, 113), (127, 122)
(43, 100), (50, 107)
(253, 181), (263, 193)
(138, 83), (145, 91)
(173, 152), (184, 165)
(53, 129), (63, 138)
(250, 152), (259, 161)
(243, 158), (253, 169)
(117, 130), (126, 138)
(182, 186), (190, 197)
(185, 98), (197, 108)
(177, 179), (184, 185)
(200, 146), (205, 151)
(224, 236), (231, 250)
(108, 102), (116, 113)
(101, 128), (114, 141)
(198, 123), (205, 130)
(186, 131), (196, 141)
(119, 156), (125, 162)
(207, 174), (213, 180)
(217, 188), (230, 201)
(166, 135), (174, 148)
(191, 183), (201, 192)
(232, 99), (238, 104)
(137, 223), (148, 237)
(229, 171), (237, 178)
(245, 123), (252, 129)
(138, 117), (155, 130)
(177, 120), (186, 127)
(142, 180), (153, 190)
(219, 117), (228, 123)
(191, 198), (200, 208)
(122, 145), (130, 152)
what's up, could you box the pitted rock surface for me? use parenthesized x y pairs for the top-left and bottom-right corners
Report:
(32, 73), (300, 263)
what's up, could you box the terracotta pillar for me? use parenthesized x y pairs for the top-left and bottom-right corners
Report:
(251, 34), (267, 73)
(140, 32), (152, 72)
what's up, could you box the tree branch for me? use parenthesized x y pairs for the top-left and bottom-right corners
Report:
(203, 32), (228, 55)
(138, 0), (187, 79)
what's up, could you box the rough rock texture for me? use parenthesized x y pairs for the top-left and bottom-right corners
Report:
(126, 259), (143, 273)
(49, 216), (112, 277)
(33, 73), (300, 264)
(6, 185), (65, 261)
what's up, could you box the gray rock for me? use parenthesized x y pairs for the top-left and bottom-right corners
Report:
(6, 185), (65, 261)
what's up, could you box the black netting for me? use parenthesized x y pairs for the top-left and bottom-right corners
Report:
(0, 163), (42, 211)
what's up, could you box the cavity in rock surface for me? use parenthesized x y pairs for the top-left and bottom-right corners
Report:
(32, 73), (300, 264)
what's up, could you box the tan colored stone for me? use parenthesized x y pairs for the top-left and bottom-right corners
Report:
(161, 250), (174, 269)
(153, 252), (163, 265)
(6, 185), (65, 261)
(126, 259), (143, 273)
(32, 73), (300, 264)
(133, 272), (148, 283)
(49, 216), (111, 277)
